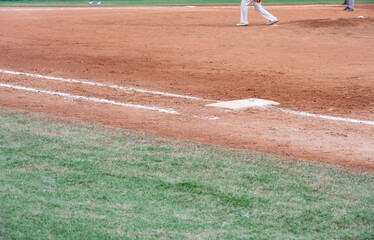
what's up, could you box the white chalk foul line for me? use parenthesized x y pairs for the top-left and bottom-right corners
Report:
(0, 83), (219, 120)
(1, 69), (373, 126)
(272, 107), (374, 126)
(0, 69), (212, 102)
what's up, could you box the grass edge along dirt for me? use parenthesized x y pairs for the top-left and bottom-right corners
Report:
(0, 0), (374, 7)
(1, 107), (373, 239)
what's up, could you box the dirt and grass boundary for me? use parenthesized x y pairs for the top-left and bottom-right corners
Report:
(1, 107), (373, 239)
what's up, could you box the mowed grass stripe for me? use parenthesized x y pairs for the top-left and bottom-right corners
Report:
(0, 107), (373, 239)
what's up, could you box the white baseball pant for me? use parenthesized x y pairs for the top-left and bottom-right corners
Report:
(240, 0), (278, 23)
(347, 0), (354, 9)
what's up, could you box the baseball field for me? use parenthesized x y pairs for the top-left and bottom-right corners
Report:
(1, 0), (374, 239)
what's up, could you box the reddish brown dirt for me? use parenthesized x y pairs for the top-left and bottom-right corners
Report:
(1, 4), (374, 171)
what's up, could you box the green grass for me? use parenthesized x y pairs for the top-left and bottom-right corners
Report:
(1, 107), (374, 239)
(0, 0), (373, 7)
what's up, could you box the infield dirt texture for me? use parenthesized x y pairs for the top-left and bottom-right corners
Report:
(0, 3), (374, 171)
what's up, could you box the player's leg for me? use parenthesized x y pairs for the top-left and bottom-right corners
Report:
(252, 1), (278, 24)
(237, 0), (250, 26)
(346, 0), (354, 10)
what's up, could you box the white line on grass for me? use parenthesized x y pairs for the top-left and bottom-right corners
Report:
(1, 69), (373, 126)
(0, 69), (212, 102)
(0, 83), (219, 120)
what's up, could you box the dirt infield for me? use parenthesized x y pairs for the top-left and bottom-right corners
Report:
(1, 4), (374, 171)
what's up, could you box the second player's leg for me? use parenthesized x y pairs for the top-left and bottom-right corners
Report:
(252, 2), (278, 22)
(240, 0), (250, 23)
(347, 0), (354, 10)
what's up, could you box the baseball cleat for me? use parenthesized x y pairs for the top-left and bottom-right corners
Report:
(97, 1), (101, 4)
(344, 7), (353, 11)
(266, 19), (278, 25)
(88, 1), (93, 3)
(236, 22), (248, 26)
